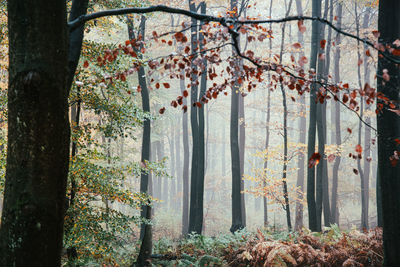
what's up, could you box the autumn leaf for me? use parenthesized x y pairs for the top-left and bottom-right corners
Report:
(347, 128), (352, 134)
(183, 90), (189, 97)
(308, 153), (321, 168)
(159, 107), (166, 114)
(297, 20), (306, 34)
(355, 144), (363, 155)
(163, 83), (170, 88)
(292, 42), (302, 49)
(174, 32), (187, 43)
(372, 30), (380, 38)
(320, 39), (327, 49)
(83, 60), (89, 68)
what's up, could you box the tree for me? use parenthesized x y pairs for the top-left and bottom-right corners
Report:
(230, 0), (246, 233)
(377, 0), (400, 265)
(127, 15), (153, 266)
(307, 0), (321, 232)
(0, 1), (70, 265)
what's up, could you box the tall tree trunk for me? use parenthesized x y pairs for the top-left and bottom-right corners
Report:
(222, 126), (226, 176)
(307, 0), (321, 232)
(239, 90), (246, 226)
(294, 0), (306, 231)
(175, 116), (182, 211)
(377, 1), (400, 265)
(0, 1), (70, 265)
(362, 7), (372, 230)
(180, 73), (190, 236)
(317, 0), (331, 227)
(188, 0), (206, 234)
(263, 0), (274, 228)
(230, 0), (245, 233)
(278, 0), (294, 231)
(169, 127), (176, 210)
(355, 4), (370, 231)
(188, 0), (200, 234)
(127, 16), (153, 266)
(330, 2), (342, 225)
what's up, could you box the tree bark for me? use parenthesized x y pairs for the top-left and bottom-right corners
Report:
(294, 0), (306, 231)
(307, 0), (321, 232)
(330, 1), (342, 226)
(0, 1), (70, 265)
(230, 0), (245, 233)
(377, 1), (400, 265)
(180, 72), (190, 236)
(277, 0), (294, 231)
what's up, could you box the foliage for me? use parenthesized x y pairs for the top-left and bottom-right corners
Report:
(224, 227), (383, 266)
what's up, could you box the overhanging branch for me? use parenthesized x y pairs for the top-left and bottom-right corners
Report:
(68, 4), (399, 64)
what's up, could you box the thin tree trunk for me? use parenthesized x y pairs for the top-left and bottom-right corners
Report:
(181, 73), (190, 236)
(263, 0), (274, 228)
(330, 2), (342, 225)
(175, 116), (182, 211)
(128, 16), (153, 266)
(239, 90), (246, 226)
(294, 0), (306, 231)
(355, 3), (368, 231)
(307, 0), (321, 232)
(278, 0), (294, 231)
(230, 0), (245, 233)
(317, 0), (331, 227)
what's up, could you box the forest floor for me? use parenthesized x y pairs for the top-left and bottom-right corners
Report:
(151, 226), (383, 266)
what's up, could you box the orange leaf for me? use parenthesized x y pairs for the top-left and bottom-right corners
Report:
(308, 153), (321, 168)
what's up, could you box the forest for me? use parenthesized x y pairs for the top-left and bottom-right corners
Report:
(0, 0), (399, 266)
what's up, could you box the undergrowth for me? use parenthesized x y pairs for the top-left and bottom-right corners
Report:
(150, 226), (383, 267)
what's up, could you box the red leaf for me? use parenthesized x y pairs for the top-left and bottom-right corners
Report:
(163, 83), (170, 88)
(183, 90), (189, 97)
(159, 107), (166, 114)
(137, 85), (142, 93)
(292, 42), (302, 49)
(372, 30), (380, 38)
(395, 138), (400, 145)
(174, 32), (187, 43)
(342, 94), (349, 103)
(308, 153), (321, 168)
(155, 83), (160, 89)
(347, 128), (352, 134)
(355, 144), (363, 155)
(83, 60), (89, 68)
(320, 39), (327, 49)
(392, 49), (400, 57)
(353, 169), (359, 175)
(297, 20), (306, 34)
